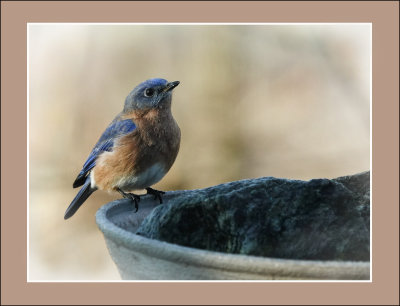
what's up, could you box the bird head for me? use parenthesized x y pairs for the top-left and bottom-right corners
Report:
(123, 78), (180, 113)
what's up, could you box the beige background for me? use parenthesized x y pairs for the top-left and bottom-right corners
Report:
(1, 1), (399, 305)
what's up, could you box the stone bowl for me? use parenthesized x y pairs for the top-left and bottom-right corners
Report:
(96, 193), (370, 280)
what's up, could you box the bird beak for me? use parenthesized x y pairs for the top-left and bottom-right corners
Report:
(162, 81), (180, 93)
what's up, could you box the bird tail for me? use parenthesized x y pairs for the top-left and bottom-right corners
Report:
(64, 177), (96, 220)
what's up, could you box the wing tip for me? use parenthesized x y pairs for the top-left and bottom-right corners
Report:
(73, 173), (87, 188)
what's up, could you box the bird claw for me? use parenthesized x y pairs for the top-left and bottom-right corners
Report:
(128, 193), (140, 213)
(117, 188), (141, 213)
(146, 187), (165, 204)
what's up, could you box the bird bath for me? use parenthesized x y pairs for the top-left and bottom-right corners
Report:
(96, 191), (370, 280)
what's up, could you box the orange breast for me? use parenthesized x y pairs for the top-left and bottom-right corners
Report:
(92, 108), (181, 192)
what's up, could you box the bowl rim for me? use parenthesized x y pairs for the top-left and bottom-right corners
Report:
(96, 199), (370, 280)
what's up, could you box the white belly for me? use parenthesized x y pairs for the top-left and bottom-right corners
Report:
(116, 163), (167, 191)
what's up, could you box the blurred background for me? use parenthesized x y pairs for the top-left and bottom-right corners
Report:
(29, 24), (370, 280)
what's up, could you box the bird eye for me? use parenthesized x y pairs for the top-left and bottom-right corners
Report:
(144, 88), (155, 97)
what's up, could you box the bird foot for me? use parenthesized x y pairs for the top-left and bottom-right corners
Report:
(146, 187), (165, 204)
(117, 189), (141, 213)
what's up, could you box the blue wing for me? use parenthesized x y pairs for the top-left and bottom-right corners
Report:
(73, 115), (136, 188)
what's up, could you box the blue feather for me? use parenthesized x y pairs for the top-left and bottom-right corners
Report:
(144, 78), (168, 87)
(73, 116), (136, 188)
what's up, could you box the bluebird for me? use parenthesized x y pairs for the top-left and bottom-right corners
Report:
(64, 78), (181, 219)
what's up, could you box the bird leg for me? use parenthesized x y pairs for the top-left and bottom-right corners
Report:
(117, 188), (140, 213)
(146, 187), (165, 204)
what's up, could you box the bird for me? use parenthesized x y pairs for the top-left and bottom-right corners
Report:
(64, 78), (181, 220)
